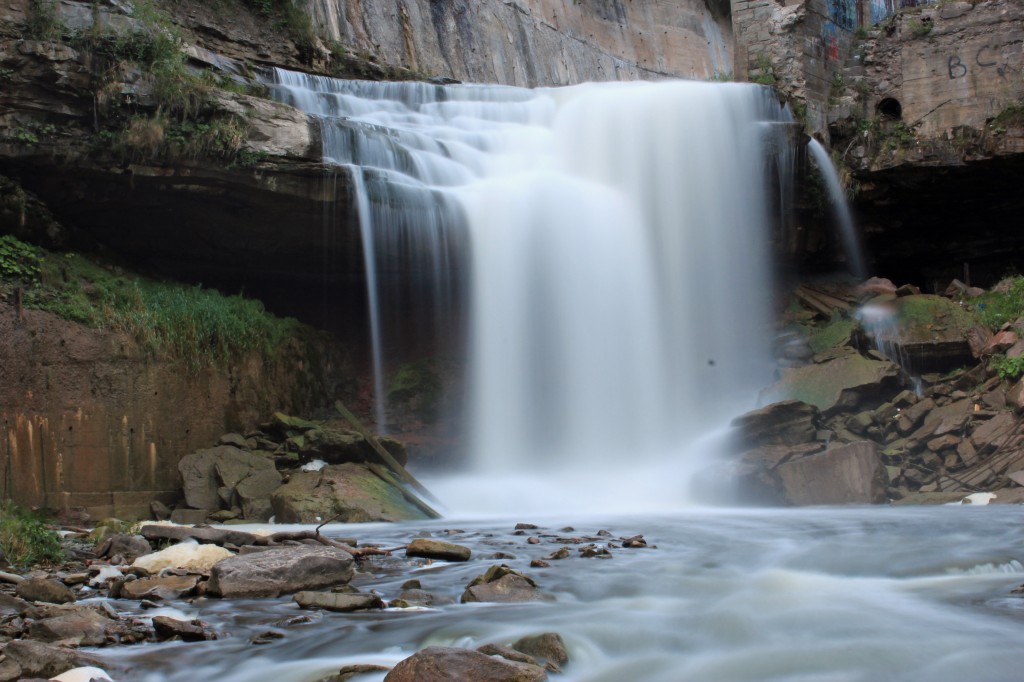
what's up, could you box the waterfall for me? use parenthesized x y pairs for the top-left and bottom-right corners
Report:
(268, 71), (794, 511)
(807, 139), (866, 278)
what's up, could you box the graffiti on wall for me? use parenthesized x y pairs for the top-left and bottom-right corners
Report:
(827, 0), (857, 30)
(821, 21), (841, 61)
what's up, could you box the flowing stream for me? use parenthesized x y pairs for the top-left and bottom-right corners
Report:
(97, 508), (1024, 681)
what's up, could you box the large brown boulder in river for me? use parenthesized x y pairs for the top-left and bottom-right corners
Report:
(383, 646), (548, 682)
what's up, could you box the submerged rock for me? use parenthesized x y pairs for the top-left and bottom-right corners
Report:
(293, 591), (384, 612)
(383, 646), (548, 682)
(406, 538), (472, 562)
(461, 565), (553, 604)
(512, 632), (570, 668)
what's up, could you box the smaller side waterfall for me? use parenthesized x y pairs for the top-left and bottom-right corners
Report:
(807, 139), (866, 278)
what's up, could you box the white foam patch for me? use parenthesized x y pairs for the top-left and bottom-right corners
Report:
(50, 666), (114, 681)
(133, 540), (232, 573)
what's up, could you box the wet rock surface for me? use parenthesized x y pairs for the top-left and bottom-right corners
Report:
(734, 277), (1024, 505)
(0, 517), (649, 680)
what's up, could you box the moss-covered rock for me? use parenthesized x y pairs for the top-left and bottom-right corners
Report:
(270, 463), (429, 523)
(760, 352), (903, 412)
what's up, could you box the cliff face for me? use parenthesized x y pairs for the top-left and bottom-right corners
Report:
(307, 0), (734, 85)
(0, 0), (737, 517)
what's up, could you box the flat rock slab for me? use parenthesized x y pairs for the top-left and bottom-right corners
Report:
(760, 354), (901, 413)
(383, 646), (547, 682)
(207, 545), (354, 598)
(152, 615), (216, 642)
(293, 591), (384, 612)
(406, 538), (472, 562)
(120, 575), (199, 601)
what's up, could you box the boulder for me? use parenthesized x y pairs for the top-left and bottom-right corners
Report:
(15, 577), (75, 604)
(28, 609), (111, 647)
(0, 640), (103, 681)
(461, 565), (553, 604)
(119, 575), (199, 601)
(178, 445), (277, 513)
(235, 468), (283, 522)
(970, 411), (1019, 452)
(512, 633), (569, 667)
(759, 354), (902, 413)
(271, 462), (430, 523)
(383, 646), (547, 682)
(207, 545), (354, 598)
(730, 400), (819, 448)
(406, 539), (472, 562)
(293, 591), (384, 612)
(774, 441), (889, 505)
(95, 533), (152, 561)
(152, 616), (216, 642)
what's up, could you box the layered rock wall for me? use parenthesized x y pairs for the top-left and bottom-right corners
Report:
(306, 0), (734, 85)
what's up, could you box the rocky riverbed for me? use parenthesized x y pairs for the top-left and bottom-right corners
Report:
(4, 509), (1024, 682)
(0, 517), (652, 681)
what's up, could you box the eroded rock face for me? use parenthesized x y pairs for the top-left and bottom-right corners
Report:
(307, 0), (733, 86)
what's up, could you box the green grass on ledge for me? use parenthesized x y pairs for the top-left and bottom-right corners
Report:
(2, 236), (302, 371)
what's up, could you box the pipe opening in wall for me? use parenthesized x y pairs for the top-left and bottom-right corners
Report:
(877, 97), (902, 120)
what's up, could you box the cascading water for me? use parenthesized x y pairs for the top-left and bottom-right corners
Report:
(268, 71), (794, 512)
(807, 138), (867, 278)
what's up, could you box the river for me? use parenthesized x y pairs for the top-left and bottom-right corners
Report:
(94, 505), (1024, 681)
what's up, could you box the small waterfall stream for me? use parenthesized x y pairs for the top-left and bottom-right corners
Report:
(807, 138), (867, 278)
(268, 71), (797, 510)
